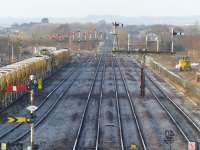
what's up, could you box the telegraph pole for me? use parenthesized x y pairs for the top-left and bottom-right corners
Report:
(78, 31), (81, 51)
(145, 34), (148, 50)
(7, 34), (11, 64)
(100, 32), (103, 40)
(128, 34), (130, 52)
(11, 40), (14, 63)
(95, 32), (98, 58)
(69, 32), (72, 50)
(84, 32), (87, 41)
(156, 37), (159, 52)
(72, 32), (75, 41)
(72, 32), (75, 50)
(94, 31), (97, 40)
(89, 32), (92, 50)
(140, 54), (146, 97)
(171, 28), (174, 53)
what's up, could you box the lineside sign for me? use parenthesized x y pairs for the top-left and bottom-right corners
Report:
(7, 85), (29, 92)
(1, 143), (23, 150)
(0, 117), (30, 123)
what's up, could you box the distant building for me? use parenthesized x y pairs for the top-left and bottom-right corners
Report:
(41, 18), (49, 24)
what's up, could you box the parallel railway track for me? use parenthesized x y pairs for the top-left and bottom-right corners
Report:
(112, 56), (124, 150)
(3, 51), (200, 149)
(146, 73), (200, 143)
(113, 56), (147, 150)
(95, 61), (106, 149)
(97, 54), (122, 150)
(121, 55), (200, 146)
(0, 57), (93, 143)
(72, 55), (103, 150)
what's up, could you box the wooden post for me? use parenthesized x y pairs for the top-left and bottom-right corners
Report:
(140, 54), (145, 97)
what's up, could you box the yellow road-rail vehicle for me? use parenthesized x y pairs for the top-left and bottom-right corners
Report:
(178, 56), (191, 71)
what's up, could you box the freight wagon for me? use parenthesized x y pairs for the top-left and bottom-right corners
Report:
(0, 49), (71, 109)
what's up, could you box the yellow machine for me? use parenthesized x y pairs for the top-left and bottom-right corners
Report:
(178, 56), (191, 71)
(37, 79), (43, 90)
(130, 144), (137, 150)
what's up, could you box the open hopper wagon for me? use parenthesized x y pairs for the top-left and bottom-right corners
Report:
(0, 49), (71, 109)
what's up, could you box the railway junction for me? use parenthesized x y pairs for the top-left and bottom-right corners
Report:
(1, 43), (200, 150)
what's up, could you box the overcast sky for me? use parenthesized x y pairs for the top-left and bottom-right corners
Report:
(0, 0), (200, 18)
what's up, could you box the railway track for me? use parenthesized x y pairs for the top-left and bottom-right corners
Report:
(95, 61), (106, 149)
(112, 56), (125, 150)
(146, 73), (200, 143)
(0, 63), (72, 114)
(113, 56), (147, 150)
(97, 54), (122, 150)
(72, 55), (103, 150)
(4, 50), (200, 149)
(0, 57), (94, 143)
(121, 55), (200, 146)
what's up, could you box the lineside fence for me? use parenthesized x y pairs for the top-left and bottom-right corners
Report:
(136, 55), (200, 100)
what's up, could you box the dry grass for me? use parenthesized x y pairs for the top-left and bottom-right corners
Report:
(151, 51), (200, 85)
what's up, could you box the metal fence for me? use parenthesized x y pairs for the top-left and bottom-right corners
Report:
(146, 56), (200, 99)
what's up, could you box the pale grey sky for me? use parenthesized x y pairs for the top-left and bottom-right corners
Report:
(0, 0), (200, 18)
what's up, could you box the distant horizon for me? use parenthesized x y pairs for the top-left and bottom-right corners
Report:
(1, 14), (200, 19)
(1, 15), (200, 27)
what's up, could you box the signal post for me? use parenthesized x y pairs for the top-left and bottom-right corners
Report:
(112, 26), (183, 97)
(5, 74), (40, 150)
(27, 75), (38, 150)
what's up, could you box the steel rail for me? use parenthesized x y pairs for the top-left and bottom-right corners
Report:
(72, 55), (103, 150)
(134, 58), (200, 134)
(146, 74), (200, 134)
(133, 58), (200, 143)
(146, 74), (200, 143)
(14, 57), (94, 142)
(95, 62), (106, 150)
(0, 58), (92, 141)
(112, 55), (125, 150)
(115, 56), (147, 150)
(150, 90), (190, 143)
